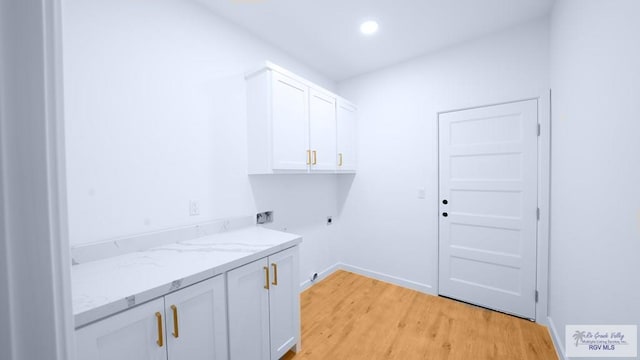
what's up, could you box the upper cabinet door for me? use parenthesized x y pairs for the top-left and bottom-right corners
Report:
(76, 298), (167, 360)
(164, 275), (228, 360)
(309, 89), (337, 171)
(337, 99), (357, 172)
(271, 72), (310, 171)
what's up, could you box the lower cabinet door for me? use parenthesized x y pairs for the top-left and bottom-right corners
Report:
(227, 257), (271, 360)
(76, 298), (167, 360)
(164, 275), (228, 360)
(268, 246), (300, 360)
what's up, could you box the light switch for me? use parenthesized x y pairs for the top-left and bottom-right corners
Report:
(417, 187), (426, 199)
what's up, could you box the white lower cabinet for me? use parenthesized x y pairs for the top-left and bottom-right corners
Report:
(227, 246), (300, 360)
(76, 298), (167, 360)
(76, 275), (228, 360)
(164, 276), (228, 360)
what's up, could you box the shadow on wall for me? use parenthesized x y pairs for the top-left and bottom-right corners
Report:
(248, 174), (348, 231)
(336, 174), (356, 217)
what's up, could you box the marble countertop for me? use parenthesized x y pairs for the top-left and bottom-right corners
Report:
(72, 226), (302, 328)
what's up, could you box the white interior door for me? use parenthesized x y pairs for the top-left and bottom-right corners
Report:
(438, 100), (538, 319)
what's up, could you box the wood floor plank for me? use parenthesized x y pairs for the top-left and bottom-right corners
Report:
(283, 270), (557, 360)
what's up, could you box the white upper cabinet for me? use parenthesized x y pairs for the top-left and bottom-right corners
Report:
(246, 62), (356, 174)
(336, 98), (357, 172)
(271, 72), (310, 171)
(309, 89), (337, 172)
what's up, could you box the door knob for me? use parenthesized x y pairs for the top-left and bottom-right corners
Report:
(442, 199), (448, 205)
(442, 212), (448, 217)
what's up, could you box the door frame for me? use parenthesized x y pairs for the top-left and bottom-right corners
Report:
(1, 0), (74, 359)
(435, 93), (551, 324)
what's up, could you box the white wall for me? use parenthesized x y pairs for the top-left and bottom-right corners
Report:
(549, 0), (640, 356)
(62, 0), (339, 284)
(336, 19), (549, 292)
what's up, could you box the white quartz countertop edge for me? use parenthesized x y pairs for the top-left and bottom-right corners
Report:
(72, 227), (302, 328)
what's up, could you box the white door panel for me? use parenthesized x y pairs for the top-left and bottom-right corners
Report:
(164, 276), (227, 360)
(438, 100), (538, 319)
(75, 298), (167, 360)
(268, 247), (300, 360)
(271, 72), (309, 170)
(309, 89), (336, 171)
(336, 99), (357, 171)
(227, 258), (271, 360)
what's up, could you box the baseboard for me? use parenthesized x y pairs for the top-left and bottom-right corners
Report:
(299, 262), (434, 295)
(339, 263), (435, 295)
(299, 263), (342, 291)
(547, 316), (567, 360)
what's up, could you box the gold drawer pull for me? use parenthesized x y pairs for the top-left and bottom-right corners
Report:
(306, 150), (311, 165)
(263, 266), (270, 289)
(338, 153), (343, 166)
(312, 150), (317, 165)
(171, 305), (179, 338)
(271, 263), (278, 286)
(155, 312), (163, 347)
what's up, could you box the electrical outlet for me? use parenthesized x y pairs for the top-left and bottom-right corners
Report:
(256, 211), (273, 224)
(189, 200), (200, 216)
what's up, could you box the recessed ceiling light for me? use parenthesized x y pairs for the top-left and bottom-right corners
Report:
(360, 20), (379, 35)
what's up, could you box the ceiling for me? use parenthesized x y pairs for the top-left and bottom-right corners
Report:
(201, 0), (554, 81)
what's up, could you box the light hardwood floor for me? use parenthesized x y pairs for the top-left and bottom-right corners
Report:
(283, 270), (557, 360)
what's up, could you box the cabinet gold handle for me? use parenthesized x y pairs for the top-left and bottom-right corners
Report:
(155, 312), (163, 347)
(338, 153), (343, 166)
(171, 305), (179, 338)
(263, 266), (270, 290)
(271, 263), (278, 286)
(312, 150), (317, 165)
(306, 150), (311, 165)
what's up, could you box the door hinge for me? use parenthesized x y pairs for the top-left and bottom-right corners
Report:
(537, 123), (541, 136)
(535, 290), (539, 303)
(536, 207), (540, 220)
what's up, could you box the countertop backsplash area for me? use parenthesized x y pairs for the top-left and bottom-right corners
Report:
(70, 216), (255, 264)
